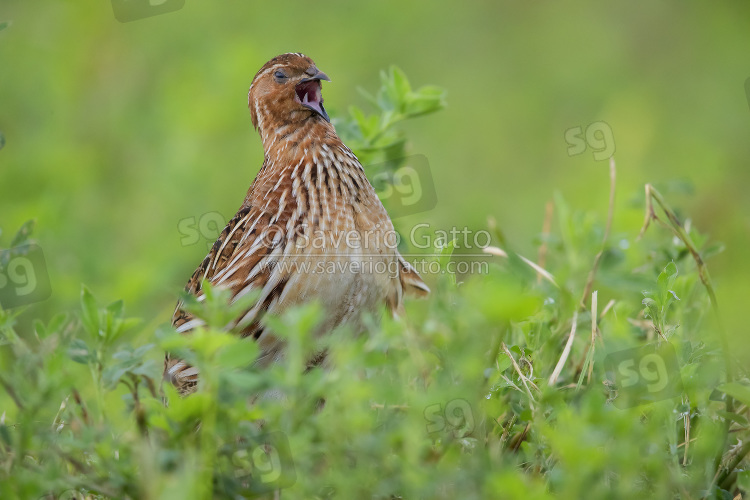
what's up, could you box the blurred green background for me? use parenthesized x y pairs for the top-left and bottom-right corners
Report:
(1, 1), (749, 356)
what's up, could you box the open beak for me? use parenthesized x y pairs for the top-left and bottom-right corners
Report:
(295, 71), (331, 122)
(300, 71), (330, 84)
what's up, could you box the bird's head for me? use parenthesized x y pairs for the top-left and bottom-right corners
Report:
(247, 53), (331, 134)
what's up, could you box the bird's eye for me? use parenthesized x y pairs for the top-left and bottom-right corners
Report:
(274, 70), (287, 81)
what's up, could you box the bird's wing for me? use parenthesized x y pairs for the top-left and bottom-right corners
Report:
(165, 198), (296, 393)
(386, 253), (430, 319)
(398, 254), (430, 298)
(170, 206), (253, 332)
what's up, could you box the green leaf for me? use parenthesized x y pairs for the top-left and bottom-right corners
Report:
(10, 220), (35, 248)
(131, 359), (158, 378)
(157, 325), (192, 352)
(703, 242), (725, 259)
(389, 66), (412, 99)
(112, 349), (134, 361)
(642, 297), (659, 322)
(657, 261), (678, 304)
(217, 339), (259, 370)
(738, 470), (750, 493)
(377, 68), (404, 112)
(68, 338), (93, 364)
(349, 105), (378, 140)
(221, 371), (260, 390)
(437, 239), (456, 269)
(107, 300), (125, 320)
(33, 319), (45, 338)
(106, 314), (140, 345)
(716, 410), (749, 427)
(103, 363), (133, 389)
(80, 285), (100, 337)
(134, 343), (155, 359)
(0, 21), (9, 33)
(496, 353), (513, 373)
(338, 66), (445, 169)
(404, 86), (447, 117)
(265, 302), (323, 341)
(717, 382), (750, 407)
(47, 313), (68, 335)
(0, 424), (11, 446)
(32, 313), (69, 340)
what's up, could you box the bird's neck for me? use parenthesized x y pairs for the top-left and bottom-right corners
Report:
(243, 118), (370, 210)
(259, 116), (333, 153)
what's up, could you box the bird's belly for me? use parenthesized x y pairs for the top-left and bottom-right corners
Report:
(280, 233), (397, 330)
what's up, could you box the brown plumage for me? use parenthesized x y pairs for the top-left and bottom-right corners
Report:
(164, 53), (429, 395)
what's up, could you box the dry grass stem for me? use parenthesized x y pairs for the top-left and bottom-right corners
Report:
(483, 246), (558, 287)
(548, 311), (579, 385)
(501, 342), (537, 407)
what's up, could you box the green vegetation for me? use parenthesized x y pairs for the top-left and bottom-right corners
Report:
(2, 68), (748, 499)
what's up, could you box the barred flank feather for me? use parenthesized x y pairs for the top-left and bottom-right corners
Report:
(164, 54), (429, 395)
